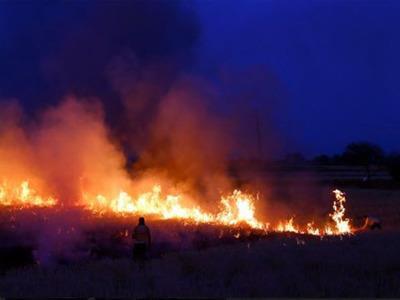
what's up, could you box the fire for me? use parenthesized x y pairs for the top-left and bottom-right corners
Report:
(216, 190), (266, 229)
(274, 190), (353, 235)
(306, 222), (320, 236)
(276, 218), (299, 233)
(86, 185), (214, 223)
(0, 179), (354, 236)
(87, 186), (265, 229)
(330, 189), (352, 234)
(0, 180), (56, 207)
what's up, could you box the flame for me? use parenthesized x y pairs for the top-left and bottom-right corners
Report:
(86, 186), (266, 229)
(273, 190), (353, 235)
(216, 190), (266, 229)
(276, 218), (299, 233)
(0, 180), (56, 207)
(330, 189), (352, 234)
(0, 179), (354, 236)
(306, 222), (320, 236)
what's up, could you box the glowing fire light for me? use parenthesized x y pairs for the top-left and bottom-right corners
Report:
(216, 190), (266, 229)
(87, 186), (266, 229)
(0, 179), (353, 236)
(276, 218), (299, 233)
(0, 180), (56, 207)
(306, 222), (320, 236)
(330, 189), (352, 234)
(274, 190), (353, 235)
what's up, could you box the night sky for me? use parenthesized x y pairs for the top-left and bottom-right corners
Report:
(195, 0), (400, 156)
(1, 0), (399, 157)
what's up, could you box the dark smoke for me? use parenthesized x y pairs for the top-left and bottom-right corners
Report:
(0, 0), (199, 114)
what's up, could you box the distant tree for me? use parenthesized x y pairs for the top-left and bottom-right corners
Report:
(284, 152), (306, 164)
(386, 153), (400, 183)
(312, 154), (331, 165)
(342, 142), (384, 181)
(332, 154), (344, 165)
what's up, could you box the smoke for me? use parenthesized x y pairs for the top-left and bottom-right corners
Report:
(0, 1), (228, 263)
(133, 77), (234, 203)
(0, 101), (34, 184)
(0, 97), (134, 263)
(0, 1), (286, 194)
(0, 1), (199, 111)
(106, 51), (178, 154)
(216, 64), (288, 160)
(0, 97), (131, 204)
(32, 98), (131, 205)
(0, 1), (303, 264)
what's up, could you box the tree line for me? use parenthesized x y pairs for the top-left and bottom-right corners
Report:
(310, 142), (400, 182)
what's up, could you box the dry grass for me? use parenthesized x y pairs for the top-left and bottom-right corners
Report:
(1, 231), (400, 297)
(344, 188), (400, 229)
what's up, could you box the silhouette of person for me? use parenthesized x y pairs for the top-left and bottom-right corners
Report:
(132, 217), (151, 267)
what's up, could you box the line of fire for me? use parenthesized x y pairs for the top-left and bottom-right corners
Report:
(0, 180), (352, 235)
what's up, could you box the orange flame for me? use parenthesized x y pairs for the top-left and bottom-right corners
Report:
(0, 179), (353, 236)
(276, 218), (299, 233)
(274, 190), (353, 235)
(0, 180), (56, 207)
(330, 189), (352, 234)
(306, 222), (320, 236)
(86, 186), (266, 229)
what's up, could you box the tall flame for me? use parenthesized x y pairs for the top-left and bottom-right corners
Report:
(273, 190), (353, 235)
(330, 189), (352, 234)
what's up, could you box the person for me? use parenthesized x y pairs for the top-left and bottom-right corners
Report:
(132, 217), (151, 267)
(361, 216), (382, 230)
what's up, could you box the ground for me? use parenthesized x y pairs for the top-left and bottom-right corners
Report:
(1, 231), (399, 297)
(1, 169), (400, 297)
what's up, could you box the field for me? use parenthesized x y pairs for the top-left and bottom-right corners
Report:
(1, 168), (400, 297)
(1, 231), (399, 297)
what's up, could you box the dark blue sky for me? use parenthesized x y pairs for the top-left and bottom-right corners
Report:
(194, 0), (400, 156)
(0, 1), (399, 157)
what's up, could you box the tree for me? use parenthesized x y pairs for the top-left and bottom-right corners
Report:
(312, 154), (331, 165)
(342, 142), (384, 182)
(284, 152), (306, 164)
(386, 153), (400, 183)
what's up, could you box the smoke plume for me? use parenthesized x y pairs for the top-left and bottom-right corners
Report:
(0, 1), (297, 264)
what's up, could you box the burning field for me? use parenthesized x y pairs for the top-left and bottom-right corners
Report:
(0, 97), (398, 298)
(0, 162), (354, 266)
(0, 91), (395, 298)
(0, 178), (352, 235)
(0, 98), (355, 263)
(0, 92), (361, 272)
(1, 0), (400, 298)
(0, 177), (369, 298)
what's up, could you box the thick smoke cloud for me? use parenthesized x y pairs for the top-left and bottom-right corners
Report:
(133, 76), (235, 202)
(0, 97), (131, 205)
(0, 1), (294, 264)
(0, 0), (249, 205)
(0, 97), (134, 264)
(0, 1), (199, 112)
(0, 1), (240, 263)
